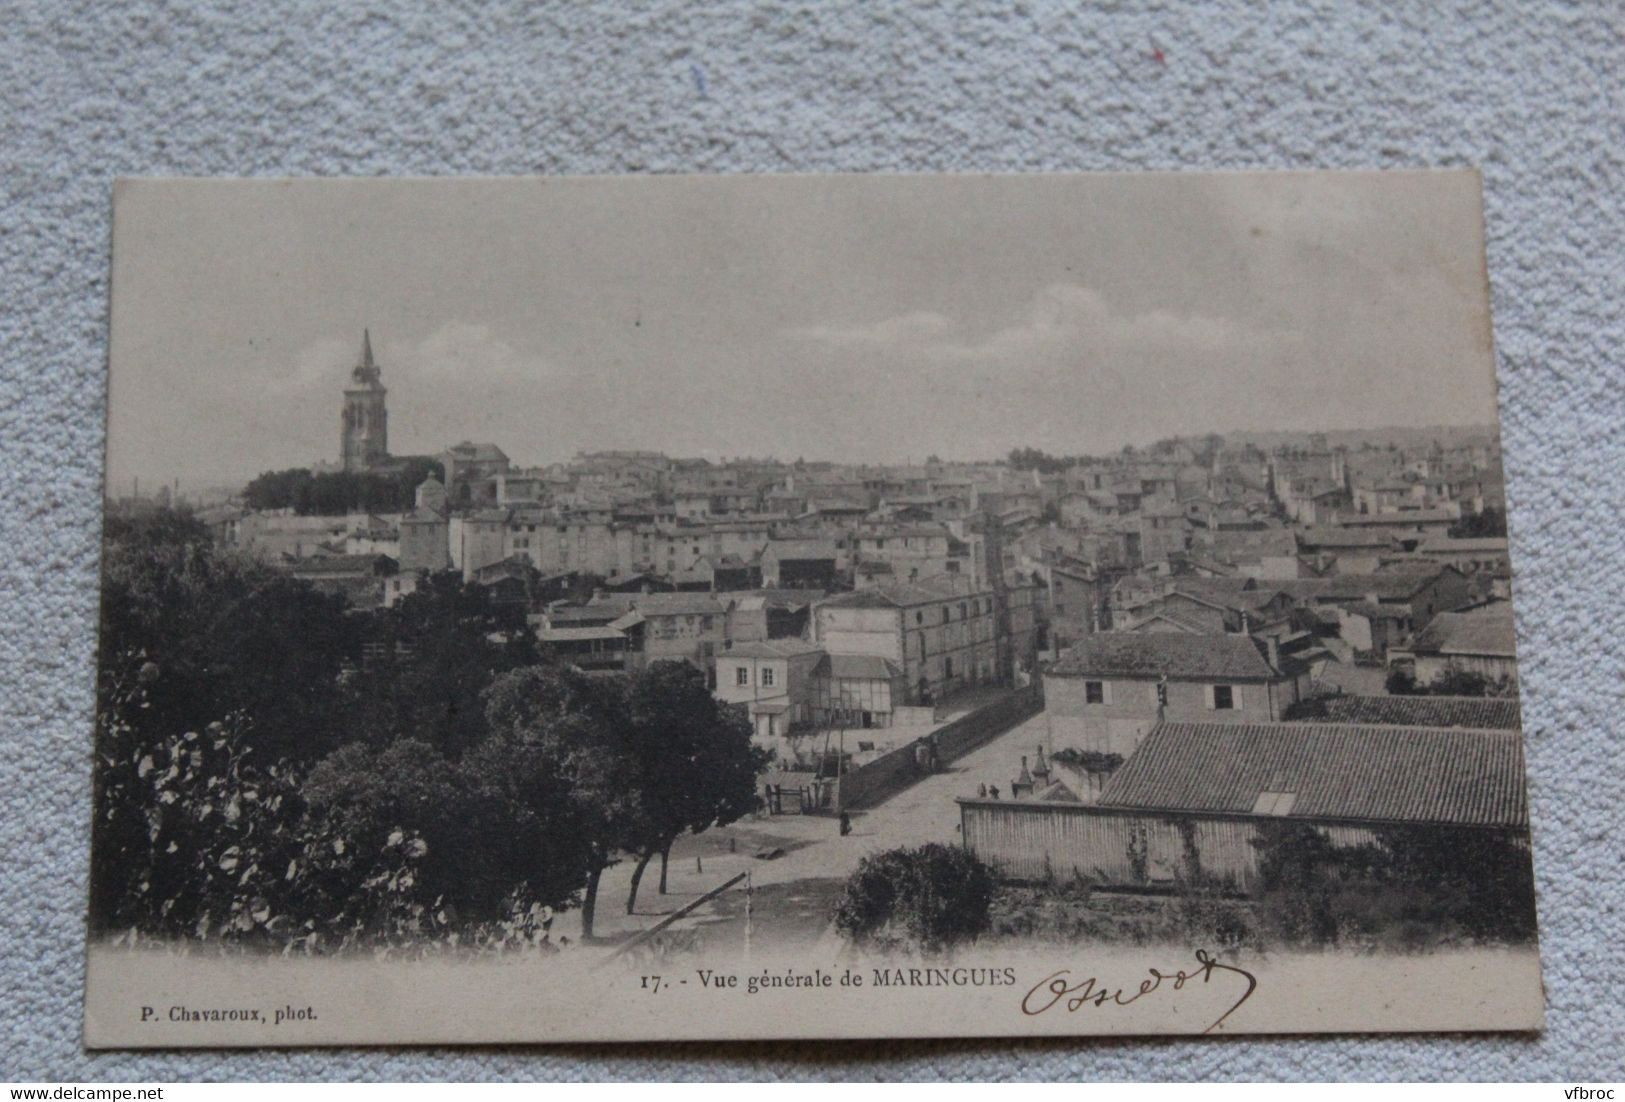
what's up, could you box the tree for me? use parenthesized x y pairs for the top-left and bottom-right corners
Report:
(1006, 447), (1075, 474)
(347, 570), (538, 757)
(833, 844), (996, 953)
(242, 458), (444, 515)
(1249, 822), (1356, 947)
(1250, 820), (1536, 951)
(99, 508), (357, 764)
(1282, 696), (1332, 720)
(1385, 664), (1512, 699)
(481, 664), (642, 940)
(102, 504), (210, 548)
(1385, 667), (1420, 695)
(90, 666), (440, 948)
(1376, 824), (1537, 944)
(620, 662), (767, 914)
(1449, 506), (1507, 540)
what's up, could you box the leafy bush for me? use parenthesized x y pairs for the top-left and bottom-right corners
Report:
(833, 844), (995, 953)
(1281, 696), (1332, 720)
(91, 668), (438, 949)
(1386, 664), (1515, 699)
(1250, 820), (1536, 951)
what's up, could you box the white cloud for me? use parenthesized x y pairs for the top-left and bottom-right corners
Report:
(393, 322), (548, 382)
(785, 284), (1290, 367)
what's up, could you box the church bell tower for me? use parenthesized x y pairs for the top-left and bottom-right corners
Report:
(340, 329), (389, 472)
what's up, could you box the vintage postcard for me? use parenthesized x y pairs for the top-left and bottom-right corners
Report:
(87, 171), (1541, 1047)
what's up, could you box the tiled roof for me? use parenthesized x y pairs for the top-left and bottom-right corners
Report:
(1099, 721), (1527, 828)
(536, 625), (628, 642)
(817, 576), (982, 610)
(859, 524), (952, 539)
(625, 592), (728, 617)
(1124, 608), (1213, 635)
(764, 539), (839, 560)
(725, 640), (824, 660)
(817, 653), (904, 681)
(1411, 608), (1518, 658)
(443, 441), (510, 462)
(1321, 694), (1522, 730)
(1297, 527), (1395, 549)
(1048, 633), (1281, 680)
(545, 605), (627, 626)
(717, 588), (826, 609)
(1416, 537), (1510, 554)
(287, 553), (394, 575)
(1268, 572), (1446, 603)
(1339, 509), (1459, 526)
(1168, 582), (1281, 613)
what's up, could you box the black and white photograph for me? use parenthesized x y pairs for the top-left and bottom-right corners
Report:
(85, 171), (1542, 1046)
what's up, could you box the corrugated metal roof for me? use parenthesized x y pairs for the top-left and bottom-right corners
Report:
(1099, 721), (1527, 828)
(1321, 694), (1522, 730)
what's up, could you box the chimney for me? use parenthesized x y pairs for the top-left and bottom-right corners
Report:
(1264, 633), (1280, 673)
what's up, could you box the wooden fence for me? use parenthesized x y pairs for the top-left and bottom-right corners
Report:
(958, 799), (1525, 893)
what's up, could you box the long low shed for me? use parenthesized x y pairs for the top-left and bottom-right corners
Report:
(960, 719), (1530, 893)
(960, 799), (1400, 892)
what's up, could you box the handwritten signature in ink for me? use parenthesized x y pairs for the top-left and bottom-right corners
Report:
(1020, 949), (1258, 1034)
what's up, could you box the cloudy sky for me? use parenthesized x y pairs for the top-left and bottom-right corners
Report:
(108, 171), (1501, 491)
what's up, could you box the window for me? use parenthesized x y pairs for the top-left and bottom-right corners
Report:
(735, 667), (750, 687)
(1251, 791), (1297, 816)
(1085, 680), (1105, 704)
(959, 602), (968, 619)
(916, 611), (924, 625)
(1212, 684), (1236, 710)
(761, 666), (775, 687)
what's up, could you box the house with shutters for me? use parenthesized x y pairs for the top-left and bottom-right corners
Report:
(1043, 632), (1308, 757)
(812, 574), (999, 704)
(714, 639), (826, 751)
(1387, 600), (1520, 689)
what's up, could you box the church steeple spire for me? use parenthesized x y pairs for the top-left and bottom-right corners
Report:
(350, 328), (383, 387)
(342, 328), (389, 471)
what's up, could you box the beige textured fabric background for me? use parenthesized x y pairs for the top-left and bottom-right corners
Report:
(2, 0), (1621, 1080)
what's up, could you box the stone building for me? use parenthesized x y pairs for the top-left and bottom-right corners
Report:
(340, 330), (390, 472)
(398, 474), (451, 573)
(1042, 632), (1308, 758)
(812, 574), (999, 704)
